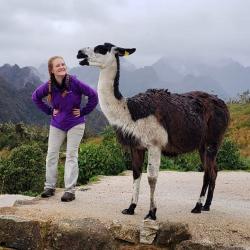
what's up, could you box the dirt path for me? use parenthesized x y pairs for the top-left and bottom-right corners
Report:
(1, 171), (250, 248)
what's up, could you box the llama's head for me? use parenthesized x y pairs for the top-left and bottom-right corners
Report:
(77, 43), (136, 68)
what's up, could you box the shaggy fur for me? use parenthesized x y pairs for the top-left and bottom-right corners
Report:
(77, 43), (230, 219)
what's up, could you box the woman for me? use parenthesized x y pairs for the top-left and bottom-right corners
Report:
(32, 56), (98, 202)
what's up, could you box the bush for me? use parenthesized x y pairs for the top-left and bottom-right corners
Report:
(161, 152), (201, 171)
(0, 123), (49, 152)
(78, 129), (127, 184)
(160, 138), (248, 171)
(0, 143), (45, 195)
(77, 129), (248, 181)
(217, 138), (247, 170)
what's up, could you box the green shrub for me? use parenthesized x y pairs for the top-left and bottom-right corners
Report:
(0, 143), (45, 195)
(160, 138), (247, 171)
(161, 152), (201, 171)
(0, 123), (49, 151)
(160, 157), (177, 170)
(0, 133), (20, 150)
(57, 163), (65, 188)
(217, 138), (247, 170)
(78, 132), (127, 184)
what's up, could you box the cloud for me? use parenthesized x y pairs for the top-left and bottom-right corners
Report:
(1, 0), (250, 68)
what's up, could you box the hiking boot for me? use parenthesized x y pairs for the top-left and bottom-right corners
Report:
(41, 188), (55, 198)
(61, 192), (75, 202)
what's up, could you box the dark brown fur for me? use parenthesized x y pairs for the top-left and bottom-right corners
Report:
(124, 89), (229, 214)
(127, 89), (229, 155)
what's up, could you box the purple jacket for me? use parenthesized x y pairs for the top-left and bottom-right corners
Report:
(32, 75), (98, 131)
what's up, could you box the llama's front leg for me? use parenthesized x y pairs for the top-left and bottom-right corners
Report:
(144, 146), (161, 220)
(122, 149), (145, 215)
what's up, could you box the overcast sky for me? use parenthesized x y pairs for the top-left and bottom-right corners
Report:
(1, 0), (250, 68)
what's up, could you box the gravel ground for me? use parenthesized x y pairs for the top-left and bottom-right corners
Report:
(0, 171), (250, 248)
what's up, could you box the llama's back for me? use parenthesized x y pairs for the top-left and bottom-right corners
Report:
(163, 90), (230, 153)
(189, 91), (230, 146)
(127, 89), (229, 154)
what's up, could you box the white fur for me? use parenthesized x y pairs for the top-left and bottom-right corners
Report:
(81, 47), (168, 214)
(147, 146), (161, 210)
(97, 65), (169, 149)
(132, 175), (141, 204)
(147, 146), (161, 178)
(198, 196), (205, 204)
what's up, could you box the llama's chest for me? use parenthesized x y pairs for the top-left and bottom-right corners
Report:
(100, 97), (168, 148)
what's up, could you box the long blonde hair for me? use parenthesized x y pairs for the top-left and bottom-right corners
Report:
(47, 56), (64, 103)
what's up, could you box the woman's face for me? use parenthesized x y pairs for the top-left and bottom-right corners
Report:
(51, 58), (67, 77)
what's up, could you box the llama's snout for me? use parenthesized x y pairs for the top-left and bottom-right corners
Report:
(77, 50), (89, 66)
(77, 50), (88, 59)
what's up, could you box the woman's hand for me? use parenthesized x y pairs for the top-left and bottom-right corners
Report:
(53, 109), (60, 116)
(73, 108), (81, 117)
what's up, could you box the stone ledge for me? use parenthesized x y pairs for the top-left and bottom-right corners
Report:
(0, 215), (46, 250)
(0, 215), (194, 250)
(0, 215), (248, 250)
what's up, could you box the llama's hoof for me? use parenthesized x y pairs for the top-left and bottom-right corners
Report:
(144, 208), (157, 220)
(122, 208), (134, 215)
(202, 204), (210, 211)
(122, 203), (136, 215)
(191, 202), (202, 213)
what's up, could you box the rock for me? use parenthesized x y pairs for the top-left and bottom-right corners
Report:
(0, 215), (46, 250)
(176, 240), (247, 250)
(50, 218), (118, 250)
(0, 195), (35, 208)
(155, 221), (191, 247)
(0, 216), (117, 250)
(109, 220), (140, 244)
(119, 245), (162, 250)
(140, 219), (160, 244)
(13, 197), (39, 206)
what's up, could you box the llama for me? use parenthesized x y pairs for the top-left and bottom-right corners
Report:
(77, 43), (230, 220)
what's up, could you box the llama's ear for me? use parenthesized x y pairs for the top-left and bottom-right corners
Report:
(114, 47), (136, 57)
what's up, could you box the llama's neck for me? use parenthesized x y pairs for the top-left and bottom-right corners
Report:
(97, 58), (129, 124)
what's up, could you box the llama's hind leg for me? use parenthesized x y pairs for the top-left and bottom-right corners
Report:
(192, 144), (209, 213)
(144, 146), (161, 220)
(122, 148), (145, 215)
(191, 144), (219, 213)
(191, 171), (210, 213)
(202, 144), (219, 211)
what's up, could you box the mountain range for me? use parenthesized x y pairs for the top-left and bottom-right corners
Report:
(68, 57), (250, 100)
(0, 57), (249, 132)
(0, 64), (107, 134)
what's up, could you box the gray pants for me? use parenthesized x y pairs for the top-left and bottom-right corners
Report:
(45, 123), (85, 193)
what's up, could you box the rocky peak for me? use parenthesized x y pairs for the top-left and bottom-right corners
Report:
(0, 64), (42, 90)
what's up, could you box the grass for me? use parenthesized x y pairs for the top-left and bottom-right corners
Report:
(89, 175), (102, 183)
(228, 103), (250, 157)
(85, 136), (103, 145)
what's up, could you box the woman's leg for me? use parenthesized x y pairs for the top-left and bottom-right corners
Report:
(45, 126), (66, 189)
(64, 123), (85, 193)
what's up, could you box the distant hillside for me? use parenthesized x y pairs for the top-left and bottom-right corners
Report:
(152, 57), (250, 99)
(0, 64), (107, 134)
(1, 60), (250, 137)
(227, 102), (250, 157)
(67, 57), (250, 100)
(0, 64), (42, 89)
(0, 76), (47, 124)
